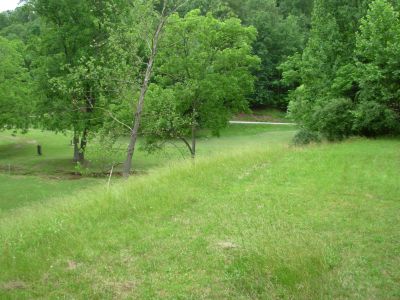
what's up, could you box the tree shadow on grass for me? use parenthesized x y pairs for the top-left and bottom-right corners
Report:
(0, 143), (34, 160)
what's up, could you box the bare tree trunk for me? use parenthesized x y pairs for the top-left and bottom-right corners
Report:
(73, 132), (80, 162)
(73, 129), (88, 163)
(78, 128), (88, 162)
(123, 5), (168, 178)
(191, 121), (196, 159)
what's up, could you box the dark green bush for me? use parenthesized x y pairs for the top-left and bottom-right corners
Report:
(292, 128), (321, 145)
(314, 98), (354, 141)
(353, 101), (399, 137)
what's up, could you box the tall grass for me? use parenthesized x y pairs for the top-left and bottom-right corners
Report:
(1, 138), (399, 299)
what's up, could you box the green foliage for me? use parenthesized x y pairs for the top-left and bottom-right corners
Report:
(32, 0), (144, 159)
(292, 128), (321, 145)
(0, 37), (34, 131)
(285, 0), (400, 141)
(353, 0), (400, 134)
(143, 86), (191, 142)
(142, 10), (260, 153)
(237, 0), (308, 108)
(183, 0), (235, 18)
(353, 101), (399, 136)
(0, 4), (40, 42)
(183, 0), (312, 108)
(314, 98), (354, 141)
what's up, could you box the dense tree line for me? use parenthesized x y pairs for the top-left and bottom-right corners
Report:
(0, 0), (399, 174)
(283, 0), (400, 141)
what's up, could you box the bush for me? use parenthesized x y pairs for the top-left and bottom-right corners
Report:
(353, 101), (399, 137)
(314, 98), (354, 141)
(292, 128), (321, 145)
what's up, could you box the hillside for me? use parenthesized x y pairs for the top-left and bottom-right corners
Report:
(0, 125), (295, 212)
(1, 138), (399, 299)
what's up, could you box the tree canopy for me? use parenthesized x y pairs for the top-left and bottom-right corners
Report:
(142, 10), (260, 156)
(283, 0), (400, 141)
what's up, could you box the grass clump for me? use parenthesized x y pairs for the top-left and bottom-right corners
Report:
(292, 128), (321, 145)
(0, 138), (399, 299)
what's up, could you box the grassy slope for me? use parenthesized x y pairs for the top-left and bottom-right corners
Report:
(1, 138), (399, 299)
(0, 125), (295, 212)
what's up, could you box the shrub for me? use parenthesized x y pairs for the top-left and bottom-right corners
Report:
(353, 101), (399, 137)
(314, 98), (354, 141)
(292, 128), (321, 145)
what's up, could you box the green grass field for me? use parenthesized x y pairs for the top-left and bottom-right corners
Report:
(0, 133), (399, 299)
(0, 125), (296, 213)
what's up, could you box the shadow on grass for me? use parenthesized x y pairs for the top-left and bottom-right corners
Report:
(0, 143), (35, 160)
(225, 251), (330, 298)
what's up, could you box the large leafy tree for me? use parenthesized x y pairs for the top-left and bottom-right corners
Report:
(182, 0), (311, 109)
(32, 0), (140, 161)
(141, 10), (260, 157)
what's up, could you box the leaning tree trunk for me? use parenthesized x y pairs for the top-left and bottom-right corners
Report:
(123, 9), (168, 178)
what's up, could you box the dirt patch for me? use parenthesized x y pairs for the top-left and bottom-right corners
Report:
(101, 280), (137, 299)
(66, 260), (80, 271)
(26, 140), (38, 145)
(0, 164), (147, 180)
(0, 164), (25, 174)
(1, 280), (28, 290)
(217, 241), (239, 250)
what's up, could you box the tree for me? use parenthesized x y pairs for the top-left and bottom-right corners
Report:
(0, 4), (40, 43)
(283, 0), (373, 140)
(234, 0), (308, 108)
(141, 10), (260, 157)
(181, 0), (311, 109)
(0, 37), (33, 131)
(352, 0), (400, 135)
(182, 0), (234, 18)
(33, 0), (140, 162)
(285, 1), (343, 135)
(283, 0), (400, 141)
(123, 0), (187, 177)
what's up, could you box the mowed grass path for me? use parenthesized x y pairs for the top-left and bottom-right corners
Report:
(0, 138), (399, 299)
(0, 125), (295, 213)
